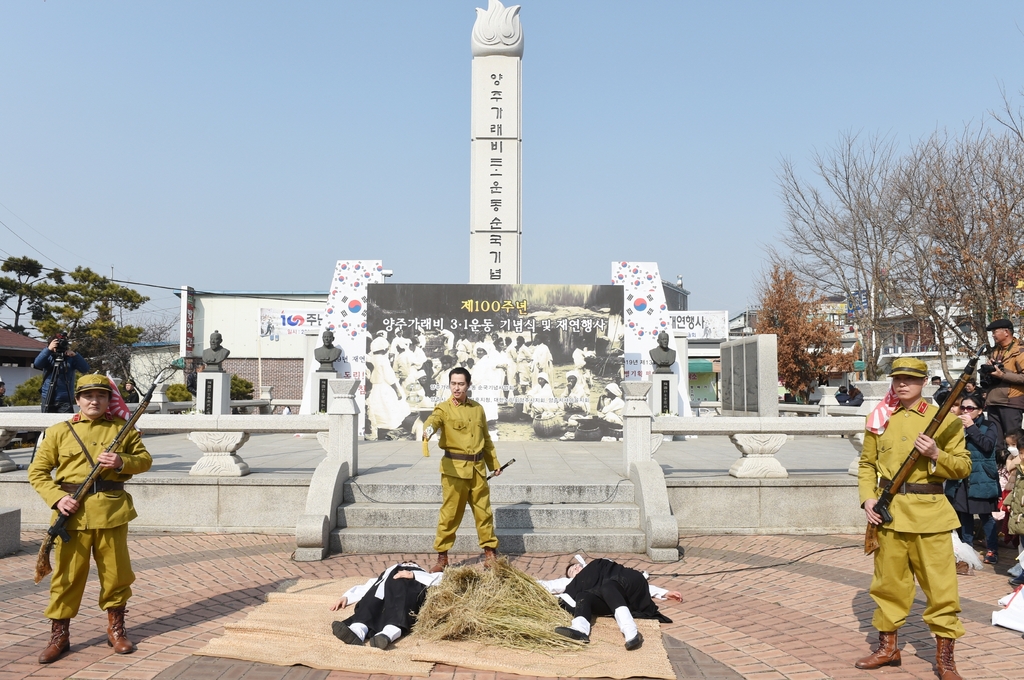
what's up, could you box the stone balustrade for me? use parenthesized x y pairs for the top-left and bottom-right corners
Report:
(625, 382), (866, 479)
(0, 379), (361, 561)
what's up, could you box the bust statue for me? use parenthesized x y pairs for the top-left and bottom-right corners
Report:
(202, 330), (230, 372)
(315, 330), (343, 372)
(648, 331), (676, 374)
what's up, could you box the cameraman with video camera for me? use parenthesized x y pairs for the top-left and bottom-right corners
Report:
(33, 333), (90, 413)
(979, 318), (1024, 439)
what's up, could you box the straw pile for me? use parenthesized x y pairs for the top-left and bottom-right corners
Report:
(413, 558), (582, 651)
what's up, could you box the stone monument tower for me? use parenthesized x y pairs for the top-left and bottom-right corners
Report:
(469, 0), (523, 284)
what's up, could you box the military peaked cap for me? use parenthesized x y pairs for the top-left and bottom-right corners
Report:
(889, 357), (928, 378)
(75, 374), (112, 395)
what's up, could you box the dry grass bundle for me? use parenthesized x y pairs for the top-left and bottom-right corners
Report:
(413, 558), (581, 651)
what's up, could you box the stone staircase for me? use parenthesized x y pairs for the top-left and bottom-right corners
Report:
(330, 478), (647, 554)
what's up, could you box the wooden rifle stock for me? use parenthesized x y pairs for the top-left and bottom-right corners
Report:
(34, 373), (167, 584)
(864, 347), (988, 555)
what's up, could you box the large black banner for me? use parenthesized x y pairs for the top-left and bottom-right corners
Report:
(364, 284), (625, 441)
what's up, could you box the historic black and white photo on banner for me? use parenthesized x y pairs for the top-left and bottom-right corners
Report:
(364, 284), (625, 442)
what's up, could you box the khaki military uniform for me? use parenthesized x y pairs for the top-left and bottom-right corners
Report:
(28, 413), (152, 620)
(424, 397), (500, 552)
(858, 399), (970, 638)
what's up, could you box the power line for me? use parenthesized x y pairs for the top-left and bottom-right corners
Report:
(0, 217), (64, 270)
(0, 257), (328, 304)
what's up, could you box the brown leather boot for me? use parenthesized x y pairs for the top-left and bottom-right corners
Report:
(483, 546), (499, 567)
(106, 607), (135, 654)
(854, 630), (900, 669)
(38, 618), (70, 664)
(430, 552), (448, 573)
(935, 636), (961, 680)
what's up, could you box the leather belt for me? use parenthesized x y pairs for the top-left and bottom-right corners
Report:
(881, 478), (943, 495)
(444, 451), (483, 463)
(60, 480), (125, 495)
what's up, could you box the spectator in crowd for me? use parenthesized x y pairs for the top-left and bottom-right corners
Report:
(982, 318), (1024, 438)
(185, 362), (203, 397)
(120, 380), (139, 404)
(34, 335), (90, 413)
(931, 376), (943, 387)
(847, 385), (864, 407)
(0, 380), (7, 407)
(944, 395), (1001, 564)
(1003, 429), (1024, 587)
(835, 385), (850, 404)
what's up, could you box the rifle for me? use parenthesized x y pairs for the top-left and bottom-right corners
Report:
(34, 368), (173, 583)
(864, 346), (989, 555)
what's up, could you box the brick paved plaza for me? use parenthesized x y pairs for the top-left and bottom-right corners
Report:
(1, 531), (1022, 680)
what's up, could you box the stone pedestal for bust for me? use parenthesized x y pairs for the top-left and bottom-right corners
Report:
(648, 372), (679, 416)
(199, 371), (231, 416)
(314, 371), (341, 413)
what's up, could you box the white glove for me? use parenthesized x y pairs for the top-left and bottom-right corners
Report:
(424, 426), (435, 439)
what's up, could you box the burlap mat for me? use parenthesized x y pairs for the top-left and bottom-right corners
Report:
(195, 578), (434, 676)
(405, 617), (674, 679)
(195, 578), (675, 679)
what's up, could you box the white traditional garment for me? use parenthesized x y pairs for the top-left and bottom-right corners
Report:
(531, 342), (553, 384)
(562, 370), (591, 417)
(599, 383), (625, 425)
(471, 344), (508, 421)
(525, 373), (558, 419)
(455, 338), (475, 364)
(367, 351), (411, 431)
(516, 343), (534, 387)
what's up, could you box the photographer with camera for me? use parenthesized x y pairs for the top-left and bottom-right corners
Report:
(980, 319), (1024, 439)
(33, 333), (90, 413)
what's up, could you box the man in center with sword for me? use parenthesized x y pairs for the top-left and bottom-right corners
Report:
(422, 366), (502, 572)
(857, 357), (971, 679)
(28, 374), (153, 664)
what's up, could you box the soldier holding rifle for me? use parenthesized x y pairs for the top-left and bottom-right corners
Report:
(28, 374), (153, 664)
(857, 357), (970, 679)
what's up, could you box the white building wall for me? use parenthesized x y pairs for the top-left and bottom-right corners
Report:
(191, 293), (326, 360)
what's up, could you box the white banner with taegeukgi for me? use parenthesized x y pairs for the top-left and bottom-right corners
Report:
(611, 261), (692, 416)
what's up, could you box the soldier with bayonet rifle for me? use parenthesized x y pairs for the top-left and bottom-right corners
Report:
(857, 357), (972, 680)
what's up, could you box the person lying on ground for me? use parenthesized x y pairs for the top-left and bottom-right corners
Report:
(538, 556), (682, 651)
(330, 562), (443, 650)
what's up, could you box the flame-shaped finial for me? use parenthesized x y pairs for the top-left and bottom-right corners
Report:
(472, 0), (523, 57)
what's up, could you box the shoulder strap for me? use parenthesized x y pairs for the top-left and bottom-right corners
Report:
(64, 421), (96, 466)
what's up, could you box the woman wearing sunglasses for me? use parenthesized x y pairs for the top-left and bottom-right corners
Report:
(945, 395), (1002, 565)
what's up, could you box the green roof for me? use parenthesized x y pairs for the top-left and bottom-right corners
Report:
(688, 359), (715, 373)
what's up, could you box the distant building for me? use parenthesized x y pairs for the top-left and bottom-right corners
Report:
(0, 328), (46, 391)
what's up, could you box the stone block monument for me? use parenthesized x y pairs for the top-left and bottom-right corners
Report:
(720, 334), (779, 418)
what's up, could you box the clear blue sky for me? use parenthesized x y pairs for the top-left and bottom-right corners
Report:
(3, 1), (1023, 327)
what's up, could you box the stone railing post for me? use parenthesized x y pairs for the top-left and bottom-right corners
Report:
(259, 386), (274, 414)
(295, 379), (359, 561)
(0, 429), (18, 473)
(149, 383), (173, 414)
(728, 433), (789, 478)
(188, 431), (251, 476)
(848, 432), (865, 476)
(818, 386), (839, 416)
(622, 381), (659, 473)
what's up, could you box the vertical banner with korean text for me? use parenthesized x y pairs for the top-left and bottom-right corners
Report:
(612, 262), (692, 416)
